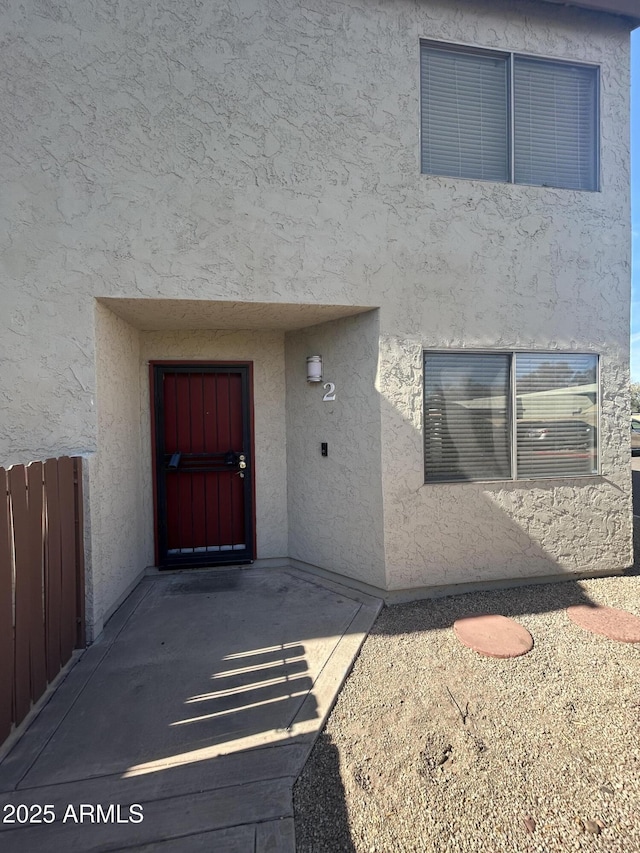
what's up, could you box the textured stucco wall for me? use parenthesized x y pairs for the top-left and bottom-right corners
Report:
(0, 290), (96, 468)
(140, 330), (288, 565)
(285, 312), (386, 587)
(371, 2), (633, 589)
(379, 338), (632, 590)
(89, 304), (145, 638)
(0, 0), (632, 597)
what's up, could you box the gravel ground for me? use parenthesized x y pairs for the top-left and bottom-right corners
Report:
(294, 565), (640, 852)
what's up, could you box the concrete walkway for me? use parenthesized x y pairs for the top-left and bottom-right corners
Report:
(0, 566), (381, 852)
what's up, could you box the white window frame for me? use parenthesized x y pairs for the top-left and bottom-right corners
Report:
(423, 350), (601, 483)
(419, 39), (601, 191)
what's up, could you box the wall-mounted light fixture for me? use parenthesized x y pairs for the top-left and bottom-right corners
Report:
(306, 355), (323, 382)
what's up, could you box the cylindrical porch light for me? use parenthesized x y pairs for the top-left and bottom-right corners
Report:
(306, 355), (323, 382)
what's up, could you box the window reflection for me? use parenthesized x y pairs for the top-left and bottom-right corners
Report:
(515, 355), (597, 478)
(424, 352), (599, 482)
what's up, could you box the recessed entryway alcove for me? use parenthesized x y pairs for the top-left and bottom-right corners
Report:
(90, 298), (379, 640)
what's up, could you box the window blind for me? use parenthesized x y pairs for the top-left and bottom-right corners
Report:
(420, 46), (509, 182)
(419, 42), (599, 191)
(424, 352), (599, 483)
(513, 58), (598, 190)
(424, 352), (511, 482)
(515, 354), (598, 478)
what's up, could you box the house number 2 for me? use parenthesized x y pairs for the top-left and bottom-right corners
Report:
(322, 382), (336, 402)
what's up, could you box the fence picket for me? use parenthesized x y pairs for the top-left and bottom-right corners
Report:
(73, 459), (86, 650)
(0, 469), (13, 743)
(58, 458), (76, 665)
(27, 463), (46, 702)
(44, 460), (63, 681)
(9, 465), (32, 725)
(1, 457), (84, 745)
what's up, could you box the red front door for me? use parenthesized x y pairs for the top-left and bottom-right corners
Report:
(153, 364), (254, 568)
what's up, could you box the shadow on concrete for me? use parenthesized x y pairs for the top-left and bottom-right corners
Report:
(0, 566), (376, 852)
(164, 640), (317, 748)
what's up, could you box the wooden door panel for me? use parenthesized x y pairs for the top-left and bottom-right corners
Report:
(215, 374), (231, 450)
(190, 373), (205, 454)
(163, 372), (179, 453)
(203, 374), (219, 453)
(176, 373), (191, 452)
(154, 365), (254, 567)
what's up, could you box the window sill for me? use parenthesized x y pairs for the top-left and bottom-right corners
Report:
(422, 473), (603, 486)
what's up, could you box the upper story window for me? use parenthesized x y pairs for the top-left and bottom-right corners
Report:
(420, 41), (599, 191)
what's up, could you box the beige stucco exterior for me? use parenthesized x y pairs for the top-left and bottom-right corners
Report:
(0, 0), (633, 637)
(89, 304), (145, 639)
(286, 311), (386, 589)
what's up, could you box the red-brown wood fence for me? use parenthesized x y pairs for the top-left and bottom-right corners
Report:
(0, 456), (85, 747)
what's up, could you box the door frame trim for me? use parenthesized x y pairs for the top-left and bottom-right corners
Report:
(149, 361), (256, 568)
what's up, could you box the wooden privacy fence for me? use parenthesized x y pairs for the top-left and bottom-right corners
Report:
(0, 456), (85, 747)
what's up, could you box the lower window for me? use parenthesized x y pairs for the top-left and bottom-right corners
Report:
(424, 352), (598, 482)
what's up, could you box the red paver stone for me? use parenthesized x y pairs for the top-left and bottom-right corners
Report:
(566, 605), (640, 643)
(453, 614), (534, 659)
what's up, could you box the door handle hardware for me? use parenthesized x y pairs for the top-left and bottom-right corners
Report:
(168, 452), (182, 469)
